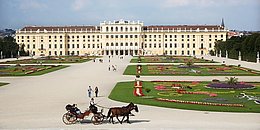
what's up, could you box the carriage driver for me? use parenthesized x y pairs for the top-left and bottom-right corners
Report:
(89, 98), (98, 114)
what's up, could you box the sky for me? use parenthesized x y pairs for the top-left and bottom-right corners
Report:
(0, 0), (259, 31)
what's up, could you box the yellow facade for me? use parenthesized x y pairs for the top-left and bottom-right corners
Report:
(15, 20), (228, 56)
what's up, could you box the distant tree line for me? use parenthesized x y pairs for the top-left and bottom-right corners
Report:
(0, 36), (28, 58)
(213, 33), (260, 62)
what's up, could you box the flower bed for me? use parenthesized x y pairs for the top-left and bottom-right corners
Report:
(156, 98), (244, 107)
(206, 83), (255, 89)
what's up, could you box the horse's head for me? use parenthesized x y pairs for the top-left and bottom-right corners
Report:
(134, 105), (139, 112)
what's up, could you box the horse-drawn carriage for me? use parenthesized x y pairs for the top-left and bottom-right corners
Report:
(62, 104), (105, 125)
(62, 102), (139, 125)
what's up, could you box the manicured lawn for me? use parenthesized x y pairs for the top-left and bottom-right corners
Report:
(124, 65), (260, 76)
(0, 65), (68, 76)
(130, 56), (216, 63)
(0, 56), (100, 64)
(109, 81), (260, 113)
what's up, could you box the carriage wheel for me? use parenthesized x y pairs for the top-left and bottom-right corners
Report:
(91, 114), (104, 125)
(62, 112), (77, 125)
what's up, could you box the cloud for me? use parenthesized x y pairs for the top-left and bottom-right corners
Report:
(72, 0), (89, 11)
(19, 0), (47, 10)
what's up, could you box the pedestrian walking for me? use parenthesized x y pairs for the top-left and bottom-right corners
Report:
(95, 86), (99, 97)
(87, 86), (93, 98)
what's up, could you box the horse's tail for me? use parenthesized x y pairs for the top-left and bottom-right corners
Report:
(107, 108), (112, 118)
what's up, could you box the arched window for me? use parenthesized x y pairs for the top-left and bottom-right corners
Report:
(125, 27), (128, 32)
(121, 27), (123, 32)
(115, 27), (118, 32)
(111, 43), (114, 46)
(106, 43), (109, 46)
(135, 27), (138, 31)
(130, 42), (133, 46)
(111, 27), (113, 32)
(130, 27), (133, 31)
(125, 42), (128, 46)
(135, 42), (138, 46)
(106, 27), (109, 32)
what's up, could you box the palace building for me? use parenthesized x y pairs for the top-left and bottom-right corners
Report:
(15, 20), (228, 56)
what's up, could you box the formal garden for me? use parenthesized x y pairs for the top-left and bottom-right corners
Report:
(0, 65), (68, 76)
(0, 56), (99, 64)
(109, 78), (260, 113)
(130, 55), (216, 63)
(124, 64), (260, 76)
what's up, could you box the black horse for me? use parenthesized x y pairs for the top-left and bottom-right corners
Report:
(107, 102), (139, 124)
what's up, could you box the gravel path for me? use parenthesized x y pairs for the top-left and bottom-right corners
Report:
(0, 55), (259, 129)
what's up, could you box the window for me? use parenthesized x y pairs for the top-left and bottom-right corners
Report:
(49, 44), (51, 48)
(159, 43), (161, 48)
(125, 43), (128, 46)
(182, 35), (184, 38)
(60, 44), (62, 48)
(121, 27), (123, 31)
(187, 50), (190, 55)
(77, 36), (79, 38)
(83, 44), (86, 48)
(154, 43), (156, 48)
(154, 35), (156, 38)
(120, 35), (123, 38)
(130, 42), (133, 46)
(135, 42), (138, 46)
(170, 43), (172, 48)
(83, 35), (85, 38)
(182, 50), (184, 55)
(209, 43), (212, 48)
(72, 36), (74, 38)
(120, 43), (123, 46)
(175, 50), (177, 55)
(77, 44), (79, 48)
(27, 44), (30, 49)
(106, 35), (109, 38)
(165, 43), (167, 48)
(41, 40), (43, 42)
(125, 27), (128, 31)
(115, 35), (118, 38)
(170, 50), (172, 55)
(135, 27), (138, 31)
(201, 35), (203, 38)
(182, 43), (184, 48)
(209, 35), (211, 38)
(200, 43), (204, 49)
(92, 44), (95, 48)
(106, 43), (109, 46)
(72, 44), (75, 48)
(116, 43), (118, 46)
(145, 44), (147, 48)
(60, 36), (62, 38)
(174, 43), (177, 48)
(111, 27), (113, 32)
(60, 51), (62, 55)
(106, 27), (109, 31)
(135, 35), (138, 38)
(149, 43), (152, 48)
(88, 44), (90, 48)
(111, 43), (114, 46)
(67, 44), (70, 48)
(130, 35), (133, 38)
(49, 36), (51, 39)
(115, 27), (118, 32)
(125, 35), (128, 38)
(130, 27), (133, 31)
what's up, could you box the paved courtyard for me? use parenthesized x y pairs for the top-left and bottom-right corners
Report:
(0, 56), (259, 129)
